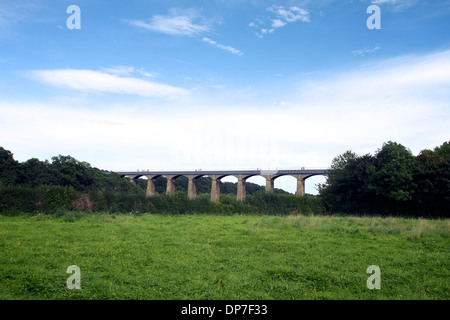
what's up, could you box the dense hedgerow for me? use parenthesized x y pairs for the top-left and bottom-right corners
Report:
(0, 183), (324, 216)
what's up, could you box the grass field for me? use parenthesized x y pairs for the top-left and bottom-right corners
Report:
(0, 212), (448, 300)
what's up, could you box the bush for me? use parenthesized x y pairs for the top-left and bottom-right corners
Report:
(0, 185), (76, 214)
(244, 191), (324, 215)
(37, 185), (77, 213)
(0, 183), (325, 216)
(0, 186), (40, 214)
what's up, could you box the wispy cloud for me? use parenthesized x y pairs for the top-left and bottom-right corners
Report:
(99, 66), (135, 76)
(202, 37), (243, 56)
(371, 0), (417, 10)
(281, 49), (450, 151)
(28, 69), (189, 99)
(127, 9), (243, 55)
(3, 50), (449, 194)
(352, 46), (381, 57)
(127, 13), (211, 37)
(100, 66), (156, 78)
(250, 5), (311, 38)
(0, 0), (41, 36)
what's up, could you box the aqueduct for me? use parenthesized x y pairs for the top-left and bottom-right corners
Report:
(114, 169), (328, 201)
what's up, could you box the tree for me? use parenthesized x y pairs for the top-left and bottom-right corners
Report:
(19, 158), (54, 187)
(319, 142), (422, 215)
(50, 155), (94, 191)
(319, 151), (375, 213)
(435, 141), (450, 159)
(0, 147), (20, 185)
(413, 141), (450, 216)
(367, 141), (416, 204)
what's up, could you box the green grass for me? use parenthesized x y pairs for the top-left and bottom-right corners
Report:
(0, 212), (448, 300)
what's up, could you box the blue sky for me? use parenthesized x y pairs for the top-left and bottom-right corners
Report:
(1, 0), (449, 193)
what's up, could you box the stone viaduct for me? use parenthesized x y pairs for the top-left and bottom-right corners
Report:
(114, 169), (328, 201)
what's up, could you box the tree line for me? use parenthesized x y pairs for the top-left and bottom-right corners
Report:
(1, 147), (313, 216)
(1, 141), (448, 218)
(0, 147), (289, 195)
(319, 141), (449, 217)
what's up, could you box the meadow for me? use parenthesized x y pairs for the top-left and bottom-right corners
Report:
(0, 212), (448, 300)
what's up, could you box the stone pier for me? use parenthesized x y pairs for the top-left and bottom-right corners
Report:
(236, 175), (246, 201)
(296, 174), (305, 196)
(129, 175), (137, 186)
(166, 175), (175, 194)
(187, 175), (197, 200)
(146, 177), (156, 197)
(211, 175), (220, 202)
(265, 175), (274, 193)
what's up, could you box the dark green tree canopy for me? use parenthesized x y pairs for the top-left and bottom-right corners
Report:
(0, 147), (20, 185)
(319, 141), (449, 217)
(368, 141), (416, 202)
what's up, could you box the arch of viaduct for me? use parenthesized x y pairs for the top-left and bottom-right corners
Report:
(114, 169), (328, 202)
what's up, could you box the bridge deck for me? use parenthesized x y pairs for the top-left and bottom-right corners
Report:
(113, 169), (328, 179)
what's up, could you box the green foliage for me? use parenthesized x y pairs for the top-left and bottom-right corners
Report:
(0, 186), (40, 214)
(368, 141), (416, 202)
(245, 191), (324, 215)
(36, 185), (77, 212)
(0, 185), (76, 214)
(1, 141), (448, 217)
(0, 175), (323, 216)
(319, 141), (449, 217)
(319, 151), (375, 213)
(413, 143), (450, 215)
(18, 158), (55, 187)
(49, 155), (94, 191)
(0, 147), (21, 185)
(80, 191), (323, 216)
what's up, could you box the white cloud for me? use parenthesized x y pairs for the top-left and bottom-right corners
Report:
(28, 69), (189, 98)
(3, 50), (449, 194)
(136, 68), (156, 78)
(100, 66), (136, 76)
(0, 0), (41, 38)
(371, 0), (397, 3)
(268, 5), (311, 24)
(371, 0), (418, 10)
(371, 0), (413, 5)
(100, 66), (156, 78)
(352, 46), (381, 57)
(127, 13), (210, 37)
(202, 37), (243, 56)
(271, 19), (286, 28)
(0, 1), (36, 27)
(250, 5), (310, 38)
(128, 10), (243, 55)
(280, 50), (450, 152)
